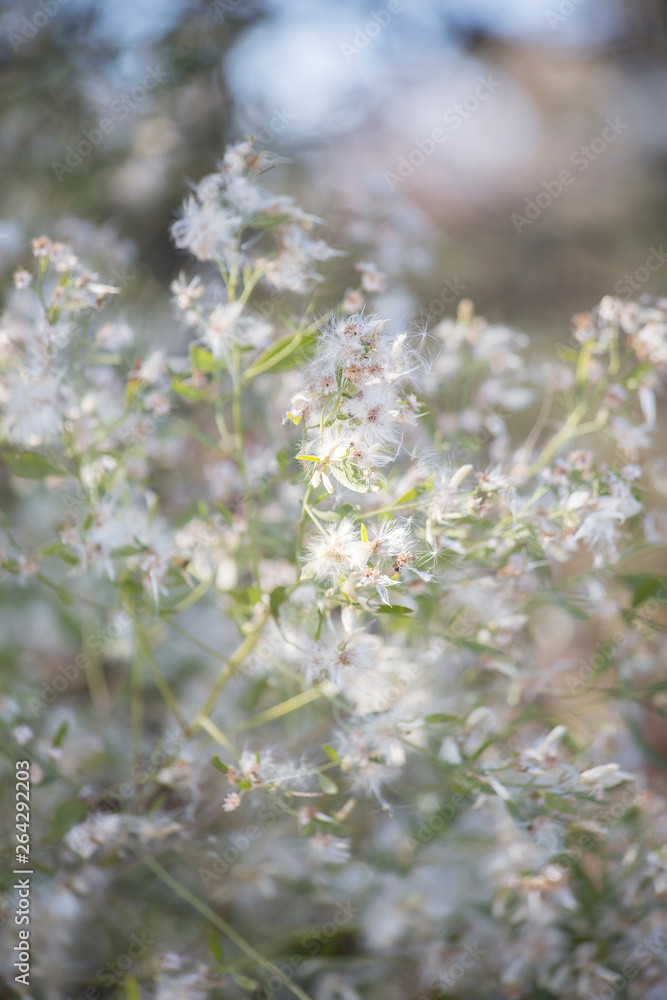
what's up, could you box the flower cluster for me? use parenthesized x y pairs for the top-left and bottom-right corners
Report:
(1, 143), (667, 1000)
(291, 312), (423, 493)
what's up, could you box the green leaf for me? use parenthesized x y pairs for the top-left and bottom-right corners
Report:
(543, 792), (575, 814)
(246, 212), (290, 230)
(125, 378), (141, 406)
(276, 447), (289, 475)
(171, 377), (208, 401)
(305, 602), (323, 641)
(323, 744), (340, 763)
(244, 329), (318, 381)
(46, 798), (89, 842)
(231, 973), (260, 991)
(37, 574), (74, 605)
(269, 585), (288, 620)
(318, 773), (339, 794)
(208, 931), (225, 966)
(375, 604), (413, 615)
(118, 579), (144, 599)
(52, 720), (69, 748)
(111, 544), (148, 557)
(619, 574), (667, 609)
(90, 352), (123, 366)
(315, 503), (356, 522)
(211, 755), (229, 774)
(395, 487), (420, 504)
(38, 541), (79, 565)
(2, 451), (62, 478)
(551, 597), (589, 621)
(190, 344), (221, 374)
(227, 585), (261, 607)
(447, 636), (499, 656)
(424, 713), (459, 725)
(330, 463), (371, 494)
(125, 976), (141, 1000)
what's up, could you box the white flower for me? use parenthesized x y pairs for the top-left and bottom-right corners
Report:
(264, 225), (342, 293)
(610, 417), (653, 461)
(353, 565), (400, 605)
(170, 272), (204, 312)
(133, 348), (166, 384)
(579, 763), (635, 798)
(305, 630), (379, 688)
(520, 726), (567, 770)
(307, 833), (351, 865)
(355, 261), (386, 294)
(367, 518), (414, 564)
(202, 301), (243, 359)
(574, 481), (642, 564)
(301, 521), (371, 584)
(2, 370), (72, 448)
(344, 384), (402, 446)
(630, 318), (667, 364)
(64, 813), (124, 859)
(11, 724), (33, 746)
(220, 139), (263, 175)
(171, 196), (240, 263)
(13, 268), (32, 290)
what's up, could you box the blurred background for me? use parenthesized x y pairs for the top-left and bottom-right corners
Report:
(2, 0), (667, 336)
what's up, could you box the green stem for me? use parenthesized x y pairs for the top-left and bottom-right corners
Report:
(135, 624), (187, 731)
(191, 605), (272, 728)
(526, 400), (587, 477)
(166, 620), (229, 664)
(232, 348), (261, 590)
(82, 618), (111, 717)
(145, 858), (314, 1000)
(131, 652), (143, 767)
(231, 682), (327, 732)
(297, 485), (312, 551)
